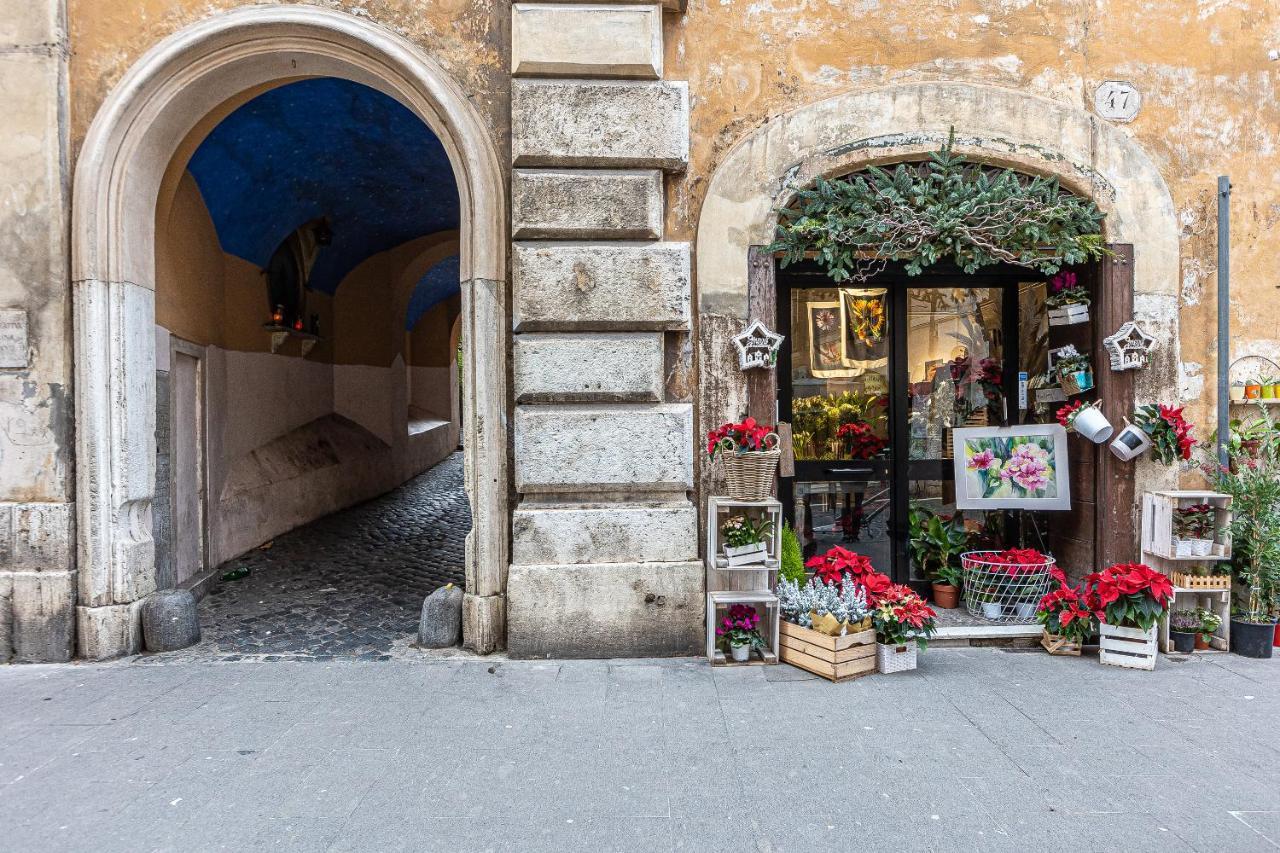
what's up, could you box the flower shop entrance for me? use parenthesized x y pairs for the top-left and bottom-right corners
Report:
(777, 259), (1030, 586)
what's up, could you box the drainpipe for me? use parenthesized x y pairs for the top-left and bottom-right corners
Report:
(1217, 176), (1230, 469)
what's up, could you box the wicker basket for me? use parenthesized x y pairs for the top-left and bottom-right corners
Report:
(722, 450), (780, 501)
(1058, 367), (1095, 396)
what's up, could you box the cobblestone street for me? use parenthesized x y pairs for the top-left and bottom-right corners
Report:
(152, 453), (468, 662)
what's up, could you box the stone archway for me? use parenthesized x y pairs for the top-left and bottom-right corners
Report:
(71, 5), (508, 659)
(695, 81), (1183, 556)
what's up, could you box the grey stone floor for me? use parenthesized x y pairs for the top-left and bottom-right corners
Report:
(154, 453), (468, 662)
(2, 648), (1277, 852)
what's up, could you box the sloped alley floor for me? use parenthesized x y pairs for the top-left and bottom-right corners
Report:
(152, 452), (468, 662)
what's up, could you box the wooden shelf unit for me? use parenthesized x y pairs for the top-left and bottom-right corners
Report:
(705, 497), (783, 666)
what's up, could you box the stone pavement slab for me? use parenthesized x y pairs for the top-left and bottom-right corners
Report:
(0, 648), (1276, 852)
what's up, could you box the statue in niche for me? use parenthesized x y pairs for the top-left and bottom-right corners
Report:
(264, 217), (332, 328)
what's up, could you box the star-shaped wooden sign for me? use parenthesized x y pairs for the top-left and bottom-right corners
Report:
(732, 319), (784, 370)
(1103, 321), (1157, 371)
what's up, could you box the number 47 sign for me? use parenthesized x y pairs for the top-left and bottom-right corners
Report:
(1094, 81), (1141, 122)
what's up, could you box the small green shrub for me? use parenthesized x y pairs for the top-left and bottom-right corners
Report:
(779, 522), (806, 585)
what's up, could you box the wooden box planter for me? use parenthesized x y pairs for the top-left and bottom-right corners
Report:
(778, 620), (875, 682)
(1040, 630), (1082, 656)
(1140, 491), (1232, 563)
(1099, 622), (1158, 671)
(1170, 570), (1231, 591)
(1048, 303), (1090, 326)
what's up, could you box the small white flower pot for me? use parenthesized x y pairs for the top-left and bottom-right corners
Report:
(981, 602), (1004, 621)
(1072, 406), (1114, 443)
(729, 642), (751, 663)
(1174, 538), (1195, 558)
(1229, 386), (1246, 402)
(876, 642), (918, 674)
(1013, 602), (1038, 621)
(1193, 539), (1214, 557)
(1110, 423), (1152, 461)
(724, 542), (767, 568)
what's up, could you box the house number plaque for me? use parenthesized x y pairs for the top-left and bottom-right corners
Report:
(1094, 81), (1141, 122)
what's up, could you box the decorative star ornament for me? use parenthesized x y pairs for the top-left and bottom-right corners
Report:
(1103, 321), (1157, 371)
(733, 319), (784, 370)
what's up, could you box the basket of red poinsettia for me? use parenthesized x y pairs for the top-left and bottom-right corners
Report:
(1036, 567), (1097, 656)
(960, 548), (1057, 623)
(872, 584), (938, 673)
(1088, 562), (1173, 671)
(805, 545), (893, 603)
(706, 417), (780, 500)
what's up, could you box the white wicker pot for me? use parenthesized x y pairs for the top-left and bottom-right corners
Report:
(1073, 406), (1114, 443)
(729, 642), (751, 663)
(876, 642), (918, 674)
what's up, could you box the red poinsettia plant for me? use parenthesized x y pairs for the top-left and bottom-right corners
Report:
(872, 584), (938, 649)
(1036, 567), (1098, 644)
(1133, 403), (1195, 464)
(1056, 400), (1083, 429)
(804, 545), (892, 603)
(836, 421), (887, 460)
(1086, 562), (1173, 631)
(706, 417), (778, 458)
(967, 548), (1054, 576)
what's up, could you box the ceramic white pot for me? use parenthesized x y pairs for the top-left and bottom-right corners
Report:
(1174, 538), (1195, 558)
(1110, 423), (1152, 461)
(1230, 386), (1246, 402)
(1193, 539), (1214, 557)
(1013, 602), (1038, 620)
(729, 642), (751, 663)
(1073, 406), (1114, 443)
(981, 602), (1004, 621)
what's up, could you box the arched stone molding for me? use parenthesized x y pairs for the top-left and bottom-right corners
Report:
(695, 81), (1182, 550)
(72, 5), (508, 658)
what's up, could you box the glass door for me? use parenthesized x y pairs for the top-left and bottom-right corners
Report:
(778, 266), (1020, 584)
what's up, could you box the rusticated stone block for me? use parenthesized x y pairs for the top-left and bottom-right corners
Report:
(515, 403), (693, 493)
(512, 501), (698, 565)
(512, 241), (690, 331)
(512, 4), (662, 79)
(507, 561), (703, 658)
(512, 169), (663, 240)
(514, 332), (663, 402)
(512, 80), (689, 169)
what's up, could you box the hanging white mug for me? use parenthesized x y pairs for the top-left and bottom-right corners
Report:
(1073, 406), (1114, 444)
(1110, 421), (1152, 461)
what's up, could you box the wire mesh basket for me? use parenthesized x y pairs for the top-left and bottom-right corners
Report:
(960, 551), (1056, 624)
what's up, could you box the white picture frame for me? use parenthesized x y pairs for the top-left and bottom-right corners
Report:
(952, 424), (1072, 510)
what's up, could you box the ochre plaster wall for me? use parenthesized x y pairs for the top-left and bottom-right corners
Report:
(660, 1), (1279, 437)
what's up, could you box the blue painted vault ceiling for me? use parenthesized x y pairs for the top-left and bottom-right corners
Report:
(187, 77), (460, 295)
(406, 255), (460, 331)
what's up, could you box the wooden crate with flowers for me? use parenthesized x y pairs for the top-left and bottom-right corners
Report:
(1090, 563), (1174, 670)
(1045, 270), (1091, 326)
(1140, 491), (1232, 562)
(774, 546), (885, 682)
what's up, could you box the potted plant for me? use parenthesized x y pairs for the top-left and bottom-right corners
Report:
(1230, 380), (1246, 403)
(776, 569), (880, 681)
(1244, 376), (1264, 400)
(805, 544), (893, 602)
(1168, 609), (1200, 653)
(778, 522), (806, 585)
(721, 514), (774, 567)
(1057, 399), (1113, 443)
(871, 584), (937, 673)
(1054, 350), (1095, 396)
(1110, 418), (1154, 461)
(1045, 270), (1091, 326)
(1126, 403), (1196, 465)
(1262, 375), (1280, 400)
(1036, 568), (1097, 655)
(1173, 503), (1215, 558)
(1196, 608), (1222, 650)
(715, 603), (766, 662)
(1087, 562), (1174, 670)
(961, 548), (1056, 623)
(706, 417), (780, 501)
(907, 505), (969, 609)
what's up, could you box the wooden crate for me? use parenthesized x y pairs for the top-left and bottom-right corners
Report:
(1140, 491), (1232, 562)
(778, 620), (876, 682)
(1040, 630), (1082, 656)
(1099, 622), (1157, 671)
(1171, 570), (1231, 591)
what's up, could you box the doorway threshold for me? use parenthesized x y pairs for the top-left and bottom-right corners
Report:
(932, 607), (1042, 645)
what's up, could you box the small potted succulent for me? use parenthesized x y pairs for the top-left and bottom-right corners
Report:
(715, 603), (766, 662)
(1169, 609), (1200, 653)
(1045, 270), (1091, 326)
(1230, 380), (1246, 403)
(872, 584), (937, 673)
(721, 514), (774, 567)
(1057, 399), (1113, 443)
(1196, 608), (1222, 650)
(1244, 376), (1264, 400)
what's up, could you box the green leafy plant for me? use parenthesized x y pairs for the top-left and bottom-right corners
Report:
(1197, 608), (1222, 641)
(722, 515), (774, 549)
(908, 505), (969, 587)
(779, 522), (806, 585)
(769, 131), (1108, 283)
(1208, 442), (1280, 622)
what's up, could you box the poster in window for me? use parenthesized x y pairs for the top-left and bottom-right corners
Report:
(807, 301), (855, 378)
(841, 289), (889, 366)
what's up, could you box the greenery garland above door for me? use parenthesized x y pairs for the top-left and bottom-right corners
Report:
(769, 135), (1109, 282)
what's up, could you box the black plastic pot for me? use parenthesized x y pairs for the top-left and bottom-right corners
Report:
(1230, 619), (1276, 659)
(1169, 630), (1196, 654)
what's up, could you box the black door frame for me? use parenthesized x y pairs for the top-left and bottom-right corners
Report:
(776, 259), (1026, 584)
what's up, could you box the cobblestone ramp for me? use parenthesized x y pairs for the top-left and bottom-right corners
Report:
(151, 452), (469, 661)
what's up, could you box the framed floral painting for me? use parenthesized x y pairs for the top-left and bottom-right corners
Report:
(951, 425), (1071, 510)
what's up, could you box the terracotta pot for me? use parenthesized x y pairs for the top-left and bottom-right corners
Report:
(1244, 383), (1263, 399)
(1194, 634), (1210, 651)
(931, 582), (959, 609)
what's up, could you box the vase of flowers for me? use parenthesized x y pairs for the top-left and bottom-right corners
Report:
(872, 584), (937, 673)
(1036, 568), (1096, 655)
(721, 515), (774, 567)
(1046, 271), (1091, 326)
(1088, 563), (1173, 670)
(1131, 403), (1196, 465)
(1195, 608), (1222, 650)
(716, 603), (765, 662)
(707, 417), (780, 501)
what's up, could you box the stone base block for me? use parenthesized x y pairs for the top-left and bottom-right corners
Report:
(513, 502), (697, 565)
(514, 332), (663, 402)
(512, 169), (662, 240)
(507, 562), (702, 658)
(10, 571), (76, 663)
(77, 601), (144, 661)
(463, 592), (505, 654)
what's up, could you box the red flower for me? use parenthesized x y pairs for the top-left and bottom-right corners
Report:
(707, 418), (778, 457)
(1056, 400), (1083, 429)
(805, 546), (892, 603)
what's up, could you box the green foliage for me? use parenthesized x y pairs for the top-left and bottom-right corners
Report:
(779, 522), (806, 585)
(908, 504), (969, 587)
(1212, 437), (1280, 621)
(768, 133), (1109, 283)
(722, 515), (774, 549)
(791, 392), (886, 460)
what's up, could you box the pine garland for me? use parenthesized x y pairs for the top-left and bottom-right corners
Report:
(769, 135), (1108, 282)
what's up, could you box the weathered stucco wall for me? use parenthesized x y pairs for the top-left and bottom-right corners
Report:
(664, 0), (1279, 444)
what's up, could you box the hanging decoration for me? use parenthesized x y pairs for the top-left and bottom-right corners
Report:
(732, 319), (784, 370)
(1103, 321), (1157, 371)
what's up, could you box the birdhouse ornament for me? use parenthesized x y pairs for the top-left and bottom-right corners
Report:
(733, 319), (785, 370)
(1103, 321), (1157, 371)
